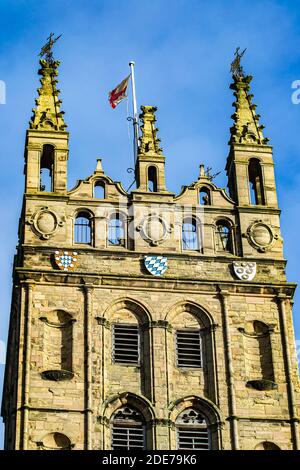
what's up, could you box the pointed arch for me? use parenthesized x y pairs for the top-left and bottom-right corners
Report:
(168, 396), (222, 450)
(103, 297), (153, 324)
(165, 300), (214, 328)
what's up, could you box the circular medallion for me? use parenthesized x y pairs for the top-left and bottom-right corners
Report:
(246, 220), (278, 252)
(137, 214), (171, 246)
(27, 206), (65, 239)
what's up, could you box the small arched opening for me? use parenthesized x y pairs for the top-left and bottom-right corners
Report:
(40, 144), (54, 192)
(147, 166), (158, 192)
(248, 158), (265, 205)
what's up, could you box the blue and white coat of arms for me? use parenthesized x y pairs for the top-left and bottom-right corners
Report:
(144, 256), (168, 276)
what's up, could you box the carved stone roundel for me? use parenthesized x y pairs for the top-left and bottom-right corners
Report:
(247, 220), (277, 252)
(36, 211), (56, 233)
(137, 214), (171, 246)
(28, 206), (64, 240)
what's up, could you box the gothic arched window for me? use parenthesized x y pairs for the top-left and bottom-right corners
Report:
(74, 212), (92, 244)
(215, 220), (233, 253)
(40, 144), (54, 192)
(182, 218), (199, 251)
(108, 213), (125, 246)
(147, 166), (158, 192)
(111, 406), (145, 450)
(176, 408), (210, 450)
(94, 181), (105, 198)
(248, 158), (265, 205)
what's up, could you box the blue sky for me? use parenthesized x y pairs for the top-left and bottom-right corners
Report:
(1, 0), (300, 449)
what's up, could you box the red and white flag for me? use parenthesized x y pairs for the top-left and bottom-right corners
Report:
(108, 74), (131, 109)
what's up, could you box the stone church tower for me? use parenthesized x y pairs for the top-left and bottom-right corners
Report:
(1, 46), (300, 450)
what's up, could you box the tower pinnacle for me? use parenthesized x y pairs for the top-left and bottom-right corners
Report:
(29, 35), (66, 131)
(229, 72), (269, 146)
(138, 105), (162, 156)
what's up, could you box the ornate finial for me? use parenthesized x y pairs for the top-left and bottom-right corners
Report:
(199, 164), (221, 181)
(138, 105), (163, 156)
(29, 49), (66, 131)
(229, 73), (269, 146)
(230, 47), (247, 78)
(39, 33), (62, 64)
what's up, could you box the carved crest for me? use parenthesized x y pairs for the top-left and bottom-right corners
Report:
(54, 251), (78, 271)
(144, 256), (168, 276)
(233, 261), (256, 281)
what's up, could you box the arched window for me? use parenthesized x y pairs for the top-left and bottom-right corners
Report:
(215, 220), (233, 253)
(182, 218), (199, 251)
(108, 214), (125, 246)
(199, 187), (211, 205)
(248, 158), (265, 205)
(94, 181), (105, 198)
(147, 166), (158, 192)
(111, 406), (145, 450)
(74, 212), (91, 244)
(176, 408), (210, 450)
(112, 324), (140, 364)
(40, 144), (54, 192)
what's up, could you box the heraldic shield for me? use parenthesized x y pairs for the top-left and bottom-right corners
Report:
(233, 261), (256, 281)
(144, 256), (168, 276)
(54, 250), (78, 271)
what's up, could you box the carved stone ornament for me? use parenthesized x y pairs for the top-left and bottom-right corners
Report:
(233, 261), (256, 281)
(137, 214), (172, 246)
(27, 206), (65, 239)
(246, 220), (278, 252)
(54, 250), (78, 271)
(41, 369), (74, 381)
(246, 379), (278, 391)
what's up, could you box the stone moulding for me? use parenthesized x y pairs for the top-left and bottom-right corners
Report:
(41, 369), (74, 381)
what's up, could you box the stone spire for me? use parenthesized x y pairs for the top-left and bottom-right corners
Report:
(229, 74), (269, 145)
(138, 105), (162, 156)
(29, 59), (67, 131)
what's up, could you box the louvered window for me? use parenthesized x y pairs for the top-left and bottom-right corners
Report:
(176, 408), (210, 450)
(176, 329), (202, 368)
(113, 324), (139, 364)
(112, 406), (145, 450)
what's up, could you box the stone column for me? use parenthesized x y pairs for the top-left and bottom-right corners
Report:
(218, 288), (239, 450)
(84, 285), (93, 450)
(277, 294), (299, 450)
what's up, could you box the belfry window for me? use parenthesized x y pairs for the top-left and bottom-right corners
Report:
(40, 144), (54, 192)
(113, 324), (140, 364)
(94, 181), (105, 198)
(176, 408), (210, 450)
(215, 220), (233, 253)
(147, 166), (158, 192)
(176, 329), (202, 369)
(182, 218), (199, 251)
(108, 214), (125, 246)
(199, 187), (211, 205)
(111, 406), (145, 450)
(248, 158), (265, 205)
(74, 212), (92, 244)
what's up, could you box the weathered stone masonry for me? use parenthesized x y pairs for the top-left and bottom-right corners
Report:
(1, 52), (299, 450)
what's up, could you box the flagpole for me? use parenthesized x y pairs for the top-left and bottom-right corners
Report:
(129, 61), (139, 166)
